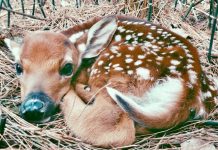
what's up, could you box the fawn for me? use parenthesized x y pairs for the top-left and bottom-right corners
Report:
(4, 16), (218, 147)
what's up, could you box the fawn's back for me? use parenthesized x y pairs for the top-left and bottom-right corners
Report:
(64, 16), (217, 128)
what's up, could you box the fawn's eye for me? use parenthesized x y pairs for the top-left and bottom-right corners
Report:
(15, 63), (23, 75)
(60, 63), (73, 76)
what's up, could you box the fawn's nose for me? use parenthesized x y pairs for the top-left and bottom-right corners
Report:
(20, 99), (45, 122)
(20, 92), (56, 123)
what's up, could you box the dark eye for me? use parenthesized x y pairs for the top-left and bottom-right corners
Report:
(60, 63), (73, 76)
(15, 63), (23, 75)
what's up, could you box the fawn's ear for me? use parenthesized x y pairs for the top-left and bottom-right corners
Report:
(4, 38), (22, 61)
(82, 16), (118, 59)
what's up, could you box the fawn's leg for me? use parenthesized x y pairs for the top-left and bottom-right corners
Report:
(61, 89), (135, 148)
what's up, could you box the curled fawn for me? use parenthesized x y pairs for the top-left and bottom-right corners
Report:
(5, 16), (218, 147)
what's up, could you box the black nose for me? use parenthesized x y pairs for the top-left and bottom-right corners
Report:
(21, 99), (45, 122)
(20, 92), (56, 123)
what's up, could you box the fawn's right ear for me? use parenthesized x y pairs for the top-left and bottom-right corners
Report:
(82, 16), (118, 59)
(4, 38), (22, 61)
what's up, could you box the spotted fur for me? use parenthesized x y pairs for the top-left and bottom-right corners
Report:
(62, 16), (218, 147)
(5, 16), (218, 148)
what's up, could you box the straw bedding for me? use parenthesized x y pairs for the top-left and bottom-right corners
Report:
(0, 0), (217, 149)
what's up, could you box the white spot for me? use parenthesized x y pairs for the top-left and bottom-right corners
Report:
(125, 58), (133, 63)
(78, 43), (86, 52)
(173, 40), (180, 44)
(167, 45), (173, 49)
(143, 42), (152, 47)
(170, 50), (175, 54)
(187, 59), (194, 64)
(118, 26), (126, 33)
(152, 45), (158, 49)
(98, 60), (104, 66)
(209, 85), (215, 91)
(126, 54), (131, 58)
(170, 37), (176, 40)
(187, 54), (193, 58)
(69, 31), (84, 43)
(137, 32), (144, 36)
(126, 30), (133, 33)
(182, 45), (188, 49)
(138, 55), (145, 59)
(169, 66), (176, 70)
(90, 68), (98, 76)
(127, 70), (134, 75)
(170, 70), (181, 75)
(114, 67), (123, 71)
(132, 41), (138, 44)
(156, 56), (163, 61)
(150, 26), (156, 30)
(157, 31), (163, 34)
(126, 35), (132, 40)
(188, 70), (197, 84)
(134, 60), (143, 66)
(128, 46), (135, 51)
(104, 53), (110, 56)
(116, 53), (122, 57)
(136, 68), (150, 80)
(146, 34), (154, 40)
(151, 39), (157, 44)
(202, 91), (212, 99)
(133, 22), (139, 25)
(122, 21), (128, 24)
(187, 64), (193, 69)
(145, 23), (151, 26)
(171, 60), (180, 65)
(157, 41), (164, 45)
(110, 46), (119, 54)
(112, 64), (120, 68)
(104, 66), (110, 70)
(115, 35), (122, 42)
(110, 55), (114, 59)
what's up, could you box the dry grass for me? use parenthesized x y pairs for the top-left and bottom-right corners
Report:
(0, 0), (217, 149)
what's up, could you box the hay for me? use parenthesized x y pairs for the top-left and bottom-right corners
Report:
(0, 0), (217, 149)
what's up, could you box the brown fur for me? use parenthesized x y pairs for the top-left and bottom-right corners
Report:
(18, 32), (80, 103)
(9, 16), (217, 148)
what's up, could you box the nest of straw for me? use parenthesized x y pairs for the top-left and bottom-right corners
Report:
(0, 0), (217, 149)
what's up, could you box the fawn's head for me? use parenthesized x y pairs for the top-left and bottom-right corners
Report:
(5, 16), (118, 123)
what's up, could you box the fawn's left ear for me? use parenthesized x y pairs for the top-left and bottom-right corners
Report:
(4, 38), (22, 61)
(82, 16), (118, 59)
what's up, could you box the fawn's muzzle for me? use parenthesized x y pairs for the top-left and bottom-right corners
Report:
(20, 92), (57, 123)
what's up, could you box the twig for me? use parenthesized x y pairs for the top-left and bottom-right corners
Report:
(1, 6), (47, 20)
(208, 2), (218, 62)
(0, 113), (7, 135)
(147, 0), (152, 21)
